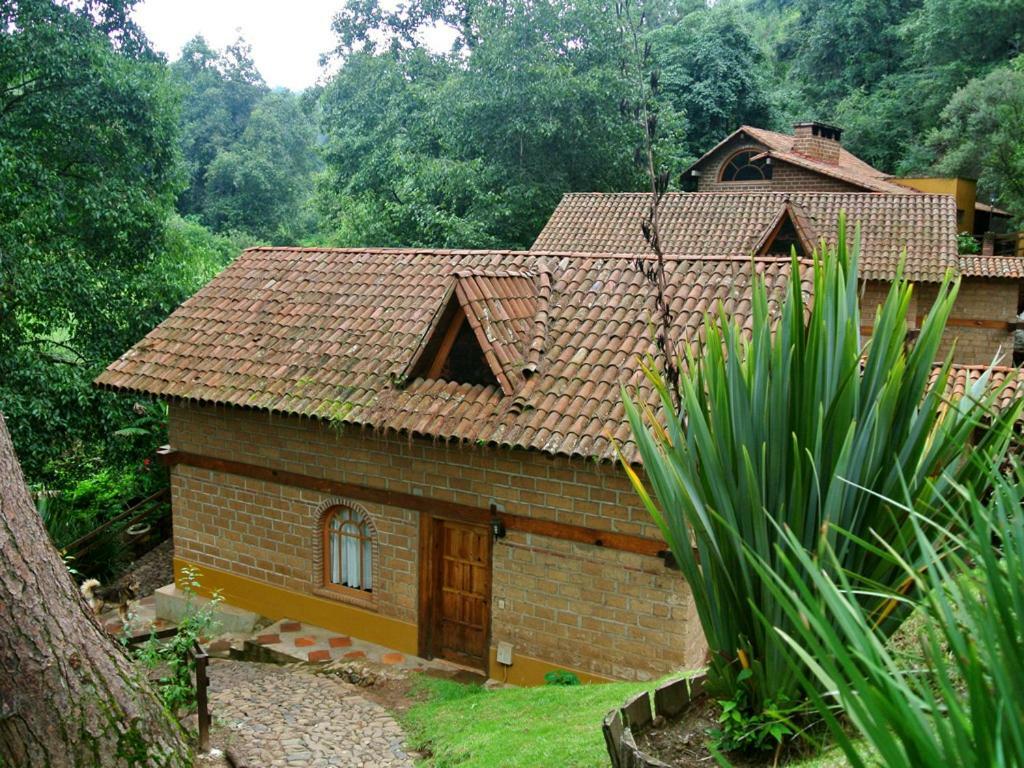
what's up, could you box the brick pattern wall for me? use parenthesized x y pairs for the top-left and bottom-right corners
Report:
(168, 403), (701, 680)
(918, 278), (1018, 364)
(696, 142), (862, 193)
(792, 133), (841, 165)
(861, 278), (1017, 364)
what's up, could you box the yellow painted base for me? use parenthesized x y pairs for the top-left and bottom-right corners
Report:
(173, 558), (419, 655)
(175, 557), (615, 686)
(487, 647), (614, 686)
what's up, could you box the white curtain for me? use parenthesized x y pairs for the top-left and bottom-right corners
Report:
(342, 521), (361, 588)
(328, 509), (373, 591)
(330, 519), (341, 584)
(362, 535), (373, 591)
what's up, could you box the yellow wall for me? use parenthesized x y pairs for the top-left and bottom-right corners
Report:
(174, 556), (617, 686)
(895, 177), (976, 234)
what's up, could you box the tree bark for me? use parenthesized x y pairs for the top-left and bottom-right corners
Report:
(0, 413), (191, 767)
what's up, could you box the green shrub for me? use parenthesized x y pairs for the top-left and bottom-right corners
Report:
(753, 460), (1024, 767)
(543, 669), (581, 686)
(956, 231), (981, 254)
(135, 566), (222, 713)
(620, 218), (1021, 742)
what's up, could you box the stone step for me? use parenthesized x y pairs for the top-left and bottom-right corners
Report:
(154, 583), (261, 634)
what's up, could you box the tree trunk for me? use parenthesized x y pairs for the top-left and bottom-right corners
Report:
(0, 413), (191, 767)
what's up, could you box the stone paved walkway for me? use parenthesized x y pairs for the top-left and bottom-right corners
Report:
(207, 659), (415, 767)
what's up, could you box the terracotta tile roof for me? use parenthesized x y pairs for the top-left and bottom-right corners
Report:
(958, 255), (1024, 278)
(689, 125), (914, 194)
(934, 364), (1022, 412)
(532, 192), (959, 282)
(95, 247), (808, 461)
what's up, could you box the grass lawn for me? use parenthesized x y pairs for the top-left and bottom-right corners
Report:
(401, 676), (854, 768)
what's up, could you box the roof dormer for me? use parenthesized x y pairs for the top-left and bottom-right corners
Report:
(405, 270), (541, 396)
(753, 200), (819, 258)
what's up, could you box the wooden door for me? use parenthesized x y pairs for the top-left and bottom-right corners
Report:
(424, 518), (491, 670)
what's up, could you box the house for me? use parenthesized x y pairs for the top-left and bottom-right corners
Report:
(97, 122), (1023, 685)
(680, 123), (916, 194)
(684, 120), (1022, 249)
(535, 191), (1021, 365)
(97, 247), (817, 683)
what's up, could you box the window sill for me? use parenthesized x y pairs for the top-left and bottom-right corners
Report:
(313, 585), (378, 611)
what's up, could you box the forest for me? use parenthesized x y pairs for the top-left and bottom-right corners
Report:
(2, 0), (1023, 555)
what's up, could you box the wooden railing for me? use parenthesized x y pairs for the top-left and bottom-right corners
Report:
(125, 626), (211, 752)
(63, 487), (170, 560)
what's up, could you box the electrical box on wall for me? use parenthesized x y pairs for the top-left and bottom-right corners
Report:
(496, 641), (513, 666)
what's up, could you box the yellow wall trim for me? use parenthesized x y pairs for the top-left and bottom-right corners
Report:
(487, 647), (615, 686)
(175, 557), (617, 686)
(173, 557), (419, 654)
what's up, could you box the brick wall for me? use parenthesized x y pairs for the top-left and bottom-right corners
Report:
(792, 128), (841, 165)
(696, 142), (862, 193)
(860, 278), (1017, 364)
(168, 402), (702, 681)
(919, 278), (1017, 364)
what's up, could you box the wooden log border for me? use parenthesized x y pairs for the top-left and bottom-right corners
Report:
(158, 447), (670, 558)
(604, 674), (709, 767)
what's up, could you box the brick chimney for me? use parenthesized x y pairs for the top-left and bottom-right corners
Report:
(792, 122), (843, 165)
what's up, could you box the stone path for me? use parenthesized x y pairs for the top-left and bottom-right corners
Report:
(207, 659), (415, 768)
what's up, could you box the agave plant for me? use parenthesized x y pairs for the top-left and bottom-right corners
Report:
(755, 460), (1024, 767)
(620, 217), (1022, 720)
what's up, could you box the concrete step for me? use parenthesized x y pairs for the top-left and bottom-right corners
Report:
(154, 583), (261, 634)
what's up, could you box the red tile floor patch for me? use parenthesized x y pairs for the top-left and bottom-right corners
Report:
(280, 621), (302, 632)
(294, 636), (317, 648)
(381, 652), (405, 665)
(343, 651), (367, 660)
(308, 650), (331, 662)
(328, 636), (352, 648)
(255, 634), (281, 645)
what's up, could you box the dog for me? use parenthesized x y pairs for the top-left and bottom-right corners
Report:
(80, 577), (139, 623)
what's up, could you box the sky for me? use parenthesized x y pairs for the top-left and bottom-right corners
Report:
(134, 0), (456, 92)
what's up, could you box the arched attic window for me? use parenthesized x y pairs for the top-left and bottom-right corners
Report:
(720, 149), (772, 182)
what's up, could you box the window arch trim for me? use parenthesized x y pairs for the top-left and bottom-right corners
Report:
(313, 498), (379, 609)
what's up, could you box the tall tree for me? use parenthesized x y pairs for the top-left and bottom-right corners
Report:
(0, 412), (191, 766)
(171, 35), (267, 221)
(0, 0), (181, 477)
(650, 4), (775, 165)
(928, 61), (1024, 222)
(782, 0), (922, 108)
(318, 0), (640, 248)
(204, 91), (319, 241)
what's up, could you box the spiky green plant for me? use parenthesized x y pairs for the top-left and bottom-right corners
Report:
(620, 217), (1021, 719)
(754, 460), (1024, 767)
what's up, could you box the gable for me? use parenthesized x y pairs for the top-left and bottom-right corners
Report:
(405, 270), (540, 396)
(684, 125), (913, 194)
(752, 201), (819, 258)
(426, 307), (501, 389)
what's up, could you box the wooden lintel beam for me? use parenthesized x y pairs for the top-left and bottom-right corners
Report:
(861, 317), (1015, 335)
(157, 447), (669, 558)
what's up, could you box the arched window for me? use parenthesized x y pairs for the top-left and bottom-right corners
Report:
(322, 506), (374, 593)
(720, 150), (772, 182)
